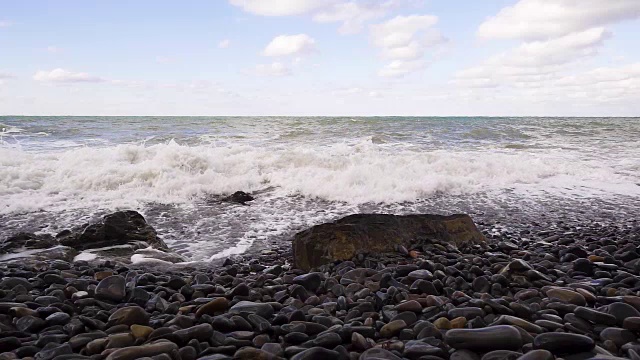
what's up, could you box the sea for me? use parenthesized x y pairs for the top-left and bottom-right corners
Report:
(1, 116), (639, 262)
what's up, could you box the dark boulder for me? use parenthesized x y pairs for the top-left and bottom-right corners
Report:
(0, 232), (58, 254)
(223, 191), (254, 205)
(292, 213), (485, 270)
(59, 211), (167, 250)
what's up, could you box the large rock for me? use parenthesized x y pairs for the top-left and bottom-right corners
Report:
(59, 211), (167, 250)
(0, 233), (58, 254)
(292, 213), (485, 270)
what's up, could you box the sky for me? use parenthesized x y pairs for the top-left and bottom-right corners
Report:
(1, 0), (640, 116)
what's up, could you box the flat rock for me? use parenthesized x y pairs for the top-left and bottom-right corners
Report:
(445, 325), (523, 351)
(229, 301), (274, 318)
(546, 288), (586, 306)
(290, 346), (340, 360)
(105, 341), (178, 360)
(359, 348), (403, 360)
(533, 333), (595, 354)
(95, 275), (126, 302)
(107, 306), (149, 326)
(292, 213), (485, 270)
(196, 298), (229, 317)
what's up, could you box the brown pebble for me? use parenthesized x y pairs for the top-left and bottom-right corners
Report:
(451, 317), (467, 329)
(434, 317), (451, 330)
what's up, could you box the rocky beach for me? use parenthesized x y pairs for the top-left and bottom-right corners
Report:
(2, 206), (640, 360)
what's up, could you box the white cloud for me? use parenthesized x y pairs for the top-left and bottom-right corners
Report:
(370, 15), (447, 77)
(218, 39), (231, 48)
(488, 27), (610, 68)
(253, 62), (292, 77)
(478, 0), (640, 40)
(229, 0), (332, 16)
(454, 28), (611, 87)
(229, 0), (400, 34)
(313, 1), (398, 34)
(0, 71), (15, 79)
(0, 20), (12, 28)
(554, 62), (640, 87)
(33, 69), (105, 83)
(378, 59), (424, 77)
(262, 34), (316, 57)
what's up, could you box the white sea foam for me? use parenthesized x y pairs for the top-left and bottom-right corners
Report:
(0, 139), (638, 216)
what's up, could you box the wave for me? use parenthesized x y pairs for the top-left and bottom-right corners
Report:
(1, 139), (638, 216)
(0, 123), (23, 135)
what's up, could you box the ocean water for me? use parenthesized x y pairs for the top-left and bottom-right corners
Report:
(1, 116), (639, 261)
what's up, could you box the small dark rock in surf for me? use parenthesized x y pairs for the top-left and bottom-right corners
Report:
(224, 191), (255, 205)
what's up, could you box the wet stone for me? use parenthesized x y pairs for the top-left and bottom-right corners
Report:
(16, 315), (46, 333)
(445, 325), (523, 351)
(481, 350), (522, 360)
(533, 333), (595, 354)
(609, 302), (640, 326)
(107, 306), (150, 326)
(196, 298), (229, 317)
(546, 288), (586, 306)
(624, 317), (640, 332)
(95, 275), (126, 302)
(516, 349), (555, 360)
(359, 348), (403, 360)
(229, 301), (274, 318)
(599, 327), (637, 348)
(290, 346), (340, 360)
(380, 319), (407, 338)
(575, 306), (618, 325)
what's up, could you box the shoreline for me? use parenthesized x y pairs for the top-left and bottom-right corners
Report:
(1, 211), (640, 359)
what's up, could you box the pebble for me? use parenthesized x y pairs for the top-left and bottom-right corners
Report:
(533, 333), (595, 354)
(445, 325), (523, 351)
(107, 306), (150, 326)
(105, 341), (178, 360)
(95, 275), (126, 302)
(229, 301), (274, 318)
(196, 297), (229, 317)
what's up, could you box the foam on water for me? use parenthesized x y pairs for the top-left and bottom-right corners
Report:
(1, 116), (639, 261)
(1, 139), (637, 214)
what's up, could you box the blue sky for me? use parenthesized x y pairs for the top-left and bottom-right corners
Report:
(1, 0), (639, 116)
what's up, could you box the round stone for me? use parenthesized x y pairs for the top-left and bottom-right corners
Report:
(480, 350), (522, 360)
(623, 317), (640, 332)
(395, 300), (422, 313)
(609, 302), (640, 325)
(380, 320), (407, 338)
(292, 272), (325, 292)
(516, 349), (554, 360)
(434, 317), (451, 330)
(444, 325), (523, 352)
(359, 348), (402, 360)
(229, 301), (274, 318)
(451, 317), (467, 329)
(130, 324), (153, 339)
(196, 298), (229, 317)
(546, 288), (586, 306)
(599, 327), (636, 347)
(575, 306), (617, 325)
(108, 306), (150, 326)
(95, 275), (126, 302)
(533, 333), (595, 354)
(290, 347), (339, 360)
